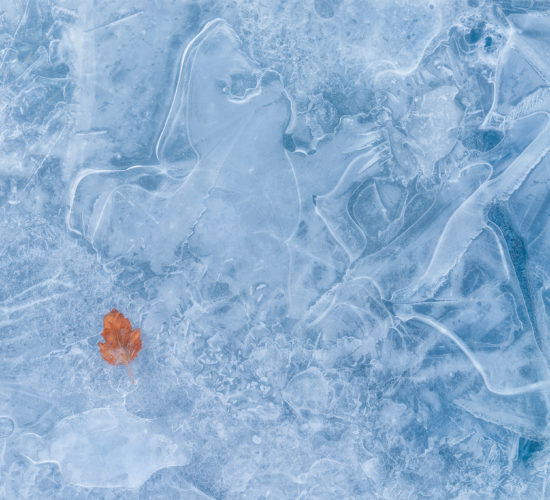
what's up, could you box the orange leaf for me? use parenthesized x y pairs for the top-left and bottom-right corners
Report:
(98, 309), (142, 383)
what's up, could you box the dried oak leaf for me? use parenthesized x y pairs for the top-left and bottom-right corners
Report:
(98, 309), (142, 383)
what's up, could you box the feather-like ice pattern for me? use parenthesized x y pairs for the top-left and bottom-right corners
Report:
(393, 225), (550, 396)
(68, 19), (298, 277)
(314, 128), (392, 261)
(7, 2), (550, 498)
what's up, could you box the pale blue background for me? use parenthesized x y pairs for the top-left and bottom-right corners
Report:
(2, 0), (550, 498)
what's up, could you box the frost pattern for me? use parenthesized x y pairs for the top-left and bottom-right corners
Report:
(3, 1), (550, 498)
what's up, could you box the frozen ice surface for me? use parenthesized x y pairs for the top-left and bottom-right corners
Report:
(17, 407), (190, 488)
(3, 0), (550, 498)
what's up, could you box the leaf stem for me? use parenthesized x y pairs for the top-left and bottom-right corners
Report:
(126, 361), (135, 384)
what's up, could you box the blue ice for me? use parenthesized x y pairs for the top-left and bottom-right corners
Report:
(2, 0), (550, 498)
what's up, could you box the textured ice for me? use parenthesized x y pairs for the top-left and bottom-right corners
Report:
(18, 407), (189, 488)
(4, 0), (550, 498)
